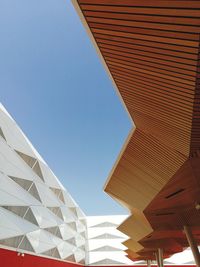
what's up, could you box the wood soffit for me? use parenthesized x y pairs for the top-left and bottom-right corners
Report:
(73, 0), (200, 260)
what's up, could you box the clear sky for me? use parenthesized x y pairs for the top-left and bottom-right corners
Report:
(0, 0), (132, 215)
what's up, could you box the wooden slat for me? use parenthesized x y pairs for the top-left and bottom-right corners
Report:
(123, 239), (144, 252)
(98, 42), (197, 69)
(93, 32), (199, 53)
(115, 78), (194, 108)
(105, 129), (187, 211)
(109, 65), (194, 93)
(106, 58), (195, 85)
(90, 22), (199, 42)
(104, 53), (196, 81)
(118, 213), (153, 241)
(92, 28), (198, 47)
(79, 0), (200, 8)
(125, 249), (140, 259)
(190, 52), (200, 155)
(113, 75), (194, 101)
(87, 16), (200, 33)
(81, 5), (200, 18)
(75, 0), (200, 260)
(109, 66), (195, 96)
(83, 10), (200, 26)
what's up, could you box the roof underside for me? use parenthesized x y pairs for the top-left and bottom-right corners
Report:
(73, 0), (200, 261)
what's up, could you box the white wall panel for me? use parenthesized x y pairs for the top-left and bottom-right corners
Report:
(86, 215), (133, 265)
(0, 104), (88, 264)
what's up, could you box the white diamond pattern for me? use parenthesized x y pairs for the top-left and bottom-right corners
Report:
(0, 104), (87, 263)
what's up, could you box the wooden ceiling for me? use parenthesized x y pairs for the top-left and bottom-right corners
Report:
(73, 0), (200, 261)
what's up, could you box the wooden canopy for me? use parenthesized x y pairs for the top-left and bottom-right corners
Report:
(72, 0), (200, 262)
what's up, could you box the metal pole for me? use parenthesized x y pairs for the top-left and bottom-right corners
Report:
(184, 225), (200, 267)
(147, 259), (151, 267)
(158, 248), (163, 267)
(155, 252), (160, 267)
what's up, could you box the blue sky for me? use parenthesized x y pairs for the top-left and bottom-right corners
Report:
(0, 0), (132, 215)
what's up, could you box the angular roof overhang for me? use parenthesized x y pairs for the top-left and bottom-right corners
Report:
(72, 0), (200, 261)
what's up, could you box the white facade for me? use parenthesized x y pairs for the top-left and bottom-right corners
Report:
(87, 214), (196, 265)
(87, 215), (134, 265)
(0, 103), (196, 266)
(0, 103), (88, 264)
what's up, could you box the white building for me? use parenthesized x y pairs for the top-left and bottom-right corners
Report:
(87, 215), (133, 265)
(0, 103), (88, 264)
(0, 103), (196, 266)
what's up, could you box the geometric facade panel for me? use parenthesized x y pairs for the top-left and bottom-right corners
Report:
(65, 254), (76, 262)
(8, 177), (42, 202)
(2, 206), (28, 218)
(2, 206), (38, 226)
(42, 247), (61, 259)
(0, 127), (6, 141)
(67, 222), (77, 232)
(91, 233), (124, 240)
(0, 97), (194, 265)
(15, 150), (37, 168)
(15, 151), (44, 182)
(45, 226), (62, 239)
(67, 237), (76, 246)
(0, 235), (23, 248)
(69, 207), (78, 218)
(28, 183), (42, 202)
(32, 161), (44, 181)
(50, 187), (65, 204)
(19, 236), (34, 252)
(91, 246), (122, 252)
(91, 259), (126, 265)
(91, 222), (118, 228)
(0, 104), (88, 264)
(48, 207), (64, 220)
(8, 176), (33, 191)
(87, 215), (133, 265)
(24, 208), (39, 226)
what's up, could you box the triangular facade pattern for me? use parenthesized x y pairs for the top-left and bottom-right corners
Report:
(91, 258), (125, 265)
(9, 176), (33, 191)
(45, 226), (62, 239)
(24, 208), (39, 226)
(19, 236), (34, 252)
(0, 104), (87, 264)
(91, 222), (118, 228)
(0, 103), (193, 266)
(91, 233), (123, 240)
(50, 187), (65, 204)
(28, 183), (42, 202)
(87, 215), (134, 265)
(67, 237), (76, 246)
(48, 207), (64, 220)
(91, 246), (122, 252)
(65, 254), (76, 262)
(69, 207), (78, 218)
(15, 150), (37, 168)
(68, 222), (77, 232)
(0, 235), (24, 248)
(32, 161), (44, 181)
(0, 127), (6, 141)
(2, 206), (28, 218)
(42, 247), (61, 258)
